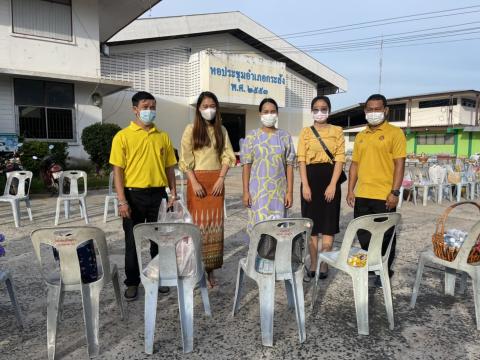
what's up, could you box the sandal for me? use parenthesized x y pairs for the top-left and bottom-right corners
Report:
(303, 269), (315, 283)
(207, 271), (218, 288)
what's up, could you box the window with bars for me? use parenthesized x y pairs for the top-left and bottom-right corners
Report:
(388, 103), (406, 122)
(14, 79), (75, 140)
(11, 0), (72, 41)
(418, 98), (457, 109)
(417, 133), (454, 145)
(461, 98), (477, 108)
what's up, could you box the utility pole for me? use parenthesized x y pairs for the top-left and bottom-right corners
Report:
(378, 35), (384, 93)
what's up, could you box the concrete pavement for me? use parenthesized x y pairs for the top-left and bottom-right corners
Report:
(1, 167), (480, 359)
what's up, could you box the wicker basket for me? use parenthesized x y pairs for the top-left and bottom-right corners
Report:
(432, 201), (480, 263)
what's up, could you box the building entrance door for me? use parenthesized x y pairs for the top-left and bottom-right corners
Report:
(222, 113), (245, 152)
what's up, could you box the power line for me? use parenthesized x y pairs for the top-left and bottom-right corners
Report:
(177, 14), (480, 55)
(304, 36), (480, 54)
(276, 21), (480, 50)
(258, 5), (480, 40)
(210, 25), (480, 54)
(307, 29), (480, 52)
(139, 7), (480, 52)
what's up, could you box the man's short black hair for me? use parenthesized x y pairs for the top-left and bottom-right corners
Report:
(132, 91), (155, 106)
(365, 94), (387, 108)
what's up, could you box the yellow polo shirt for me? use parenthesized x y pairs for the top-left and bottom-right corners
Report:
(109, 121), (177, 188)
(352, 121), (406, 200)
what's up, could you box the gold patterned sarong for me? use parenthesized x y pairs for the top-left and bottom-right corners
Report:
(187, 170), (224, 271)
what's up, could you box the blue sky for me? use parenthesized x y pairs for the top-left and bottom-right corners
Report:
(146, 0), (480, 110)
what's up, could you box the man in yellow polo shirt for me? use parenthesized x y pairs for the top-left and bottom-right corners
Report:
(110, 91), (177, 301)
(347, 94), (406, 287)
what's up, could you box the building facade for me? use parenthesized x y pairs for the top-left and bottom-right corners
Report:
(101, 12), (348, 151)
(0, 0), (161, 160)
(330, 90), (480, 157)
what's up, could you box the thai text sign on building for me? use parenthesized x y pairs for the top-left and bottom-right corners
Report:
(199, 50), (286, 107)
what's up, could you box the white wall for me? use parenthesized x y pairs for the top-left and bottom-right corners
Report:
(0, 76), (15, 133)
(458, 105), (478, 126)
(68, 82), (103, 161)
(0, 0), (100, 78)
(102, 90), (193, 149)
(408, 99), (460, 128)
(103, 33), (320, 149)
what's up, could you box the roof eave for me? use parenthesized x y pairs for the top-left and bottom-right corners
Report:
(98, 0), (163, 43)
(107, 12), (348, 92)
(0, 68), (131, 96)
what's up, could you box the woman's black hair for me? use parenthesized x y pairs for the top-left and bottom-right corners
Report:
(259, 98), (278, 112)
(192, 91), (224, 155)
(310, 95), (331, 112)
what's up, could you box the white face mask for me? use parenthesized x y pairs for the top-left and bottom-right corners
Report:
(365, 111), (385, 126)
(260, 113), (278, 128)
(138, 110), (156, 124)
(200, 108), (216, 121)
(313, 111), (329, 123)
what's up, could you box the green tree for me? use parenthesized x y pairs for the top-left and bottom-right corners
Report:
(81, 123), (121, 174)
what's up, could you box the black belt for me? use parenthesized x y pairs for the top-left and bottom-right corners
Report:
(125, 187), (165, 192)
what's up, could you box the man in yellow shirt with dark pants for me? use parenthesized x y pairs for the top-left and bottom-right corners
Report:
(110, 91), (177, 301)
(347, 94), (406, 288)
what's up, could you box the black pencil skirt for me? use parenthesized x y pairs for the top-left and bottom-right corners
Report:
(301, 163), (341, 236)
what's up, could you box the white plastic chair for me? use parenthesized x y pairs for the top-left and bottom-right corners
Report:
(0, 171), (33, 227)
(410, 217), (480, 330)
(412, 167), (439, 206)
(0, 269), (24, 329)
(232, 218), (313, 346)
(311, 213), (401, 335)
(30, 226), (124, 359)
(54, 170), (89, 226)
(133, 222), (211, 354)
(475, 180), (480, 200)
(398, 170), (417, 208)
(103, 171), (118, 223)
(438, 173), (454, 204)
(453, 181), (471, 202)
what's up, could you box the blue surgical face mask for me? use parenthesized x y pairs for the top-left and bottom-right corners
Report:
(139, 110), (156, 124)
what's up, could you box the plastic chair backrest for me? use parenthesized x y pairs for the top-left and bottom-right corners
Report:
(108, 171), (116, 196)
(338, 213), (401, 268)
(31, 226), (111, 285)
(4, 171), (32, 197)
(248, 218), (313, 275)
(456, 220), (480, 265)
(59, 170), (87, 196)
(134, 222), (202, 281)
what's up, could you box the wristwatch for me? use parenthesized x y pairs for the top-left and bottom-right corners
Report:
(391, 189), (400, 197)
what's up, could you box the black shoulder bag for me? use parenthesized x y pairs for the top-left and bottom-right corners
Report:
(310, 126), (347, 184)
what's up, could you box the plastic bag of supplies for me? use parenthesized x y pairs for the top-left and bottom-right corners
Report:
(144, 199), (196, 278)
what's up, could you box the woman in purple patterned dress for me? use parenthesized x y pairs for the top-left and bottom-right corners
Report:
(240, 98), (296, 236)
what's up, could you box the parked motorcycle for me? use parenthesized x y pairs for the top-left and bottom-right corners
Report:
(37, 145), (67, 195)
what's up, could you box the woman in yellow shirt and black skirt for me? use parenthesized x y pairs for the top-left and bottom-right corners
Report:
(298, 95), (345, 282)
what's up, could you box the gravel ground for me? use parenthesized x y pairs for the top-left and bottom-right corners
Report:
(1, 167), (480, 359)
